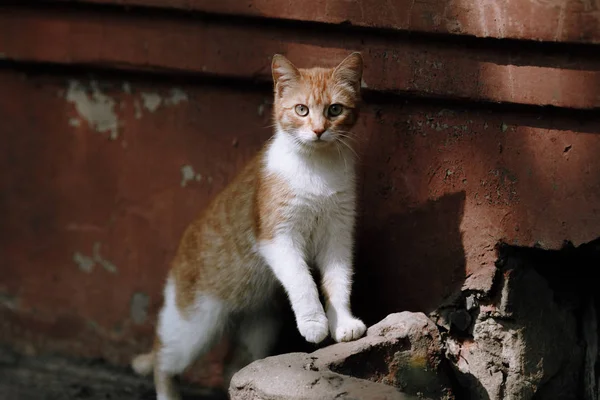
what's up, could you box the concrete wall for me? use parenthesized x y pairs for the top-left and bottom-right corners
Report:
(1, 0), (599, 387)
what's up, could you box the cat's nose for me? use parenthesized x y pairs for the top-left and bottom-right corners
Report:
(313, 127), (326, 138)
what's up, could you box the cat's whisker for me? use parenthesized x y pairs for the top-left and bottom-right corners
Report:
(336, 138), (360, 160)
(336, 131), (365, 144)
(337, 129), (362, 137)
(335, 141), (349, 172)
(335, 133), (359, 144)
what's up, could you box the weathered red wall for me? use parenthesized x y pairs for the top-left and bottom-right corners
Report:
(1, 0), (599, 387)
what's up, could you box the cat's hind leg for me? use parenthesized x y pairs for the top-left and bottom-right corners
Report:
(153, 277), (228, 400)
(223, 311), (280, 390)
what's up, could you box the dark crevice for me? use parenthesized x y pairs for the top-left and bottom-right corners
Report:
(328, 339), (411, 384)
(437, 238), (600, 399)
(496, 238), (600, 303)
(0, 58), (273, 93)
(497, 239), (599, 399)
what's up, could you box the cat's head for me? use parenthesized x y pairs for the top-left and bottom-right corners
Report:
(271, 53), (363, 149)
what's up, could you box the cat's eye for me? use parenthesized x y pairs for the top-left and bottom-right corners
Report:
(295, 104), (309, 116)
(328, 104), (343, 117)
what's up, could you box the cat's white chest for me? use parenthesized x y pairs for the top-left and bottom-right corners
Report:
(264, 132), (356, 251)
(265, 132), (355, 199)
(291, 168), (350, 200)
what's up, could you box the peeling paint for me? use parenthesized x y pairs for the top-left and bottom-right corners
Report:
(133, 100), (142, 120)
(257, 98), (271, 117)
(0, 291), (19, 310)
(181, 165), (202, 187)
(66, 80), (120, 140)
(68, 118), (81, 127)
(141, 92), (162, 112)
(130, 292), (150, 324)
(73, 242), (117, 273)
(73, 251), (94, 273)
(93, 242), (117, 273)
(136, 89), (188, 118)
(165, 88), (188, 106)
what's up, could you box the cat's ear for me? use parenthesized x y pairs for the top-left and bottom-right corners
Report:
(333, 52), (363, 93)
(272, 54), (300, 96)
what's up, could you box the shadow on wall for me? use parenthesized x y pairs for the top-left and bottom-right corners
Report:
(271, 193), (467, 356)
(354, 191), (467, 326)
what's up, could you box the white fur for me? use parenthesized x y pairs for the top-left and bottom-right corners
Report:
(131, 352), (154, 375)
(266, 128), (356, 195)
(153, 278), (279, 400)
(157, 278), (227, 374)
(260, 129), (366, 343)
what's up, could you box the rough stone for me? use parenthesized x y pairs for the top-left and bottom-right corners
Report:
(445, 249), (587, 400)
(461, 264), (497, 294)
(230, 312), (454, 400)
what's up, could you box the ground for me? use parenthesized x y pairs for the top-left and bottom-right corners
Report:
(0, 346), (227, 400)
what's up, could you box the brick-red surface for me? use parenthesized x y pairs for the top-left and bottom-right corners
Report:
(1, 7), (600, 109)
(60, 0), (600, 44)
(1, 1), (599, 389)
(1, 69), (599, 384)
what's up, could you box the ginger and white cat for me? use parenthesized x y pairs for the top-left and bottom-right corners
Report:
(131, 52), (366, 400)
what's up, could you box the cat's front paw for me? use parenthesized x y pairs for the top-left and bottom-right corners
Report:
(331, 316), (366, 342)
(297, 314), (329, 344)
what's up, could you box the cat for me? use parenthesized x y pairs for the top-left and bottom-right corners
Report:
(131, 52), (367, 400)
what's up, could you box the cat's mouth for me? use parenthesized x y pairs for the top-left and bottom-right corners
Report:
(302, 138), (334, 148)
(289, 129), (337, 149)
(298, 133), (335, 146)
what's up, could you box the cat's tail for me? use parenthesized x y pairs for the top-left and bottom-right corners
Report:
(131, 351), (155, 376)
(132, 334), (162, 375)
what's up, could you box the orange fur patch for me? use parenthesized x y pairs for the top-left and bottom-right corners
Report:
(253, 171), (293, 241)
(171, 156), (262, 311)
(272, 54), (362, 140)
(169, 150), (293, 313)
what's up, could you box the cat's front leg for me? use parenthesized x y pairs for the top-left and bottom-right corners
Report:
(316, 214), (366, 342)
(260, 237), (329, 344)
